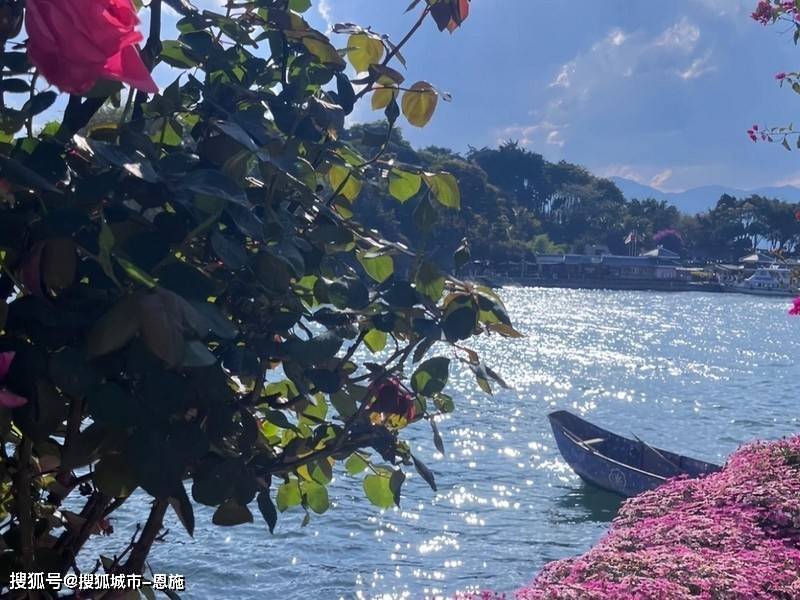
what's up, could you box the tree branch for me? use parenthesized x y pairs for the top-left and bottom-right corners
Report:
(122, 498), (168, 574)
(354, 7), (431, 102)
(15, 438), (34, 571)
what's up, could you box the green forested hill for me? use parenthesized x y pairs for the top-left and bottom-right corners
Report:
(344, 121), (800, 268)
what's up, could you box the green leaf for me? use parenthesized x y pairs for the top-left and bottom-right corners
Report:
(433, 393), (455, 414)
(180, 169), (249, 206)
(389, 469), (406, 507)
(411, 357), (450, 396)
(401, 81), (438, 127)
(169, 487), (196, 537)
(443, 296), (478, 342)
(364, 329), (388, 353)
(87, 295), (142, 358)
(413, 195), (437, 232)
(181, 340), (217, 368)
(431, 419), (445, 454)
(160, 41), (199, 68)
(328, 164), (362, 201)
(372, 86), (399, 111)
(415, 261), (445, 302)
(86, 383), (140, 428)
(94, 454), (138, 498)
(302, 36), (346, 70)
(192, 459), (235, 507)
(290, 0), (312, 13)
(347, 33), (384, 72)
(276, 480), (302, 512)
(388, 169), (422, 203)
(23, 91), (57, 117)
(257, 491), (278, 533)
(357, 251), (394, 283)
(212, 500), (254, 526)
(423, 172), (461, 209)
(345, 453), (369, 475)
(363, 470), (396, 509)
(412, 454), (437, 491)
(116, 257), (157, 288)
(301, 481), (330, 514)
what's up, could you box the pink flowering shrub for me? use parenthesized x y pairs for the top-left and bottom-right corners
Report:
(461, 437), (800, 599)
(749, 1), (800, 144)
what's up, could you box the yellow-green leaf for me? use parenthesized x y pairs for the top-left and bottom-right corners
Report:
(372, 86), (398, 110)
(357, 251), (394, 283)
(347, 34), (384, 73)
(302, 37), (346, 70)
(345, 453), (369, 475)
(423, 172), (460, 209)
(276, 480), (302, 512)
(328, 164), (362, 202)
(364, 329), (387, 353)
(401, 82), (438, 128)
(301, 480), (329, 514)
(388, 168), (422, 203)
(363, 470), (395, 509)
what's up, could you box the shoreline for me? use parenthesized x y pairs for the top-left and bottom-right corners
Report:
(477, 277), (797, 297)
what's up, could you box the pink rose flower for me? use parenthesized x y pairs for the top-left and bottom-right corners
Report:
(0, 351), (26, 409)
(25, 0), (158, 95)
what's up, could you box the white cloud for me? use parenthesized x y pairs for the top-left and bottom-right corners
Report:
(650, 169), (674, 188)
(318, 0), (334, 31)
(549, 65), (572, 88)
(655, 17), (700, 49)
(610, 30), (627, 47)
(598, 165), (652, 185)
(691, 0), (753, 18)
(597, 165), (675, 190)
(546, 130), (566, 148)
(680, 51), (715, 80)
(495, 121), (568, 148)
(549, 18), (709, 95)
(511, 18), (715, 151)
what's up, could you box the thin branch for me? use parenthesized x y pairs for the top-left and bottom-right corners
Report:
(15, 438), (34, 571)
(353, 7), (431, 102)
(121, 499), (168, 574)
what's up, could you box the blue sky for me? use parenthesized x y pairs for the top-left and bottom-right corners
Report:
(163, 1), (800, 190)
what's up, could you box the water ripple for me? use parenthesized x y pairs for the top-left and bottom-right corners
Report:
(82, 289), (800, 599)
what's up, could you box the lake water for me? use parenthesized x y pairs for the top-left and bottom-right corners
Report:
(85, 288), (800, 599)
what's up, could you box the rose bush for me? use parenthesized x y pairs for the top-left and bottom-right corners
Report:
(0, 0), (525, 596)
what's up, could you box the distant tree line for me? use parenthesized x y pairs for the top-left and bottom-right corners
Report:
(346, 123), (800, 267)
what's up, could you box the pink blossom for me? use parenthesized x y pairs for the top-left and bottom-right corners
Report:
(752, 0), (776, 23)
(469, 437), (800, 599)
(0, 351), (25, 408)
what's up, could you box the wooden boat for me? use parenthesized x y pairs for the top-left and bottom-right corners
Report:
(548, 410), (721, 498)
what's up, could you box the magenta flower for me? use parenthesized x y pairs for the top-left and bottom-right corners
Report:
(0, 352), (26, 408)
(790, 297), (800, 315)
(464, 437), (800, 599)
(752, 0), (775, 24)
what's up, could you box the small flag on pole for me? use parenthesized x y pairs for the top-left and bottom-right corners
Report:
(624, 231), (638, 245)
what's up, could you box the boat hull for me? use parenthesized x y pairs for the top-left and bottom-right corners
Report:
(722, 287), (797, 297)
(548, 411), (720, 498)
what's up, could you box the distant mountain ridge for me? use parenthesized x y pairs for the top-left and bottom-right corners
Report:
(610, 177), (800, 214)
